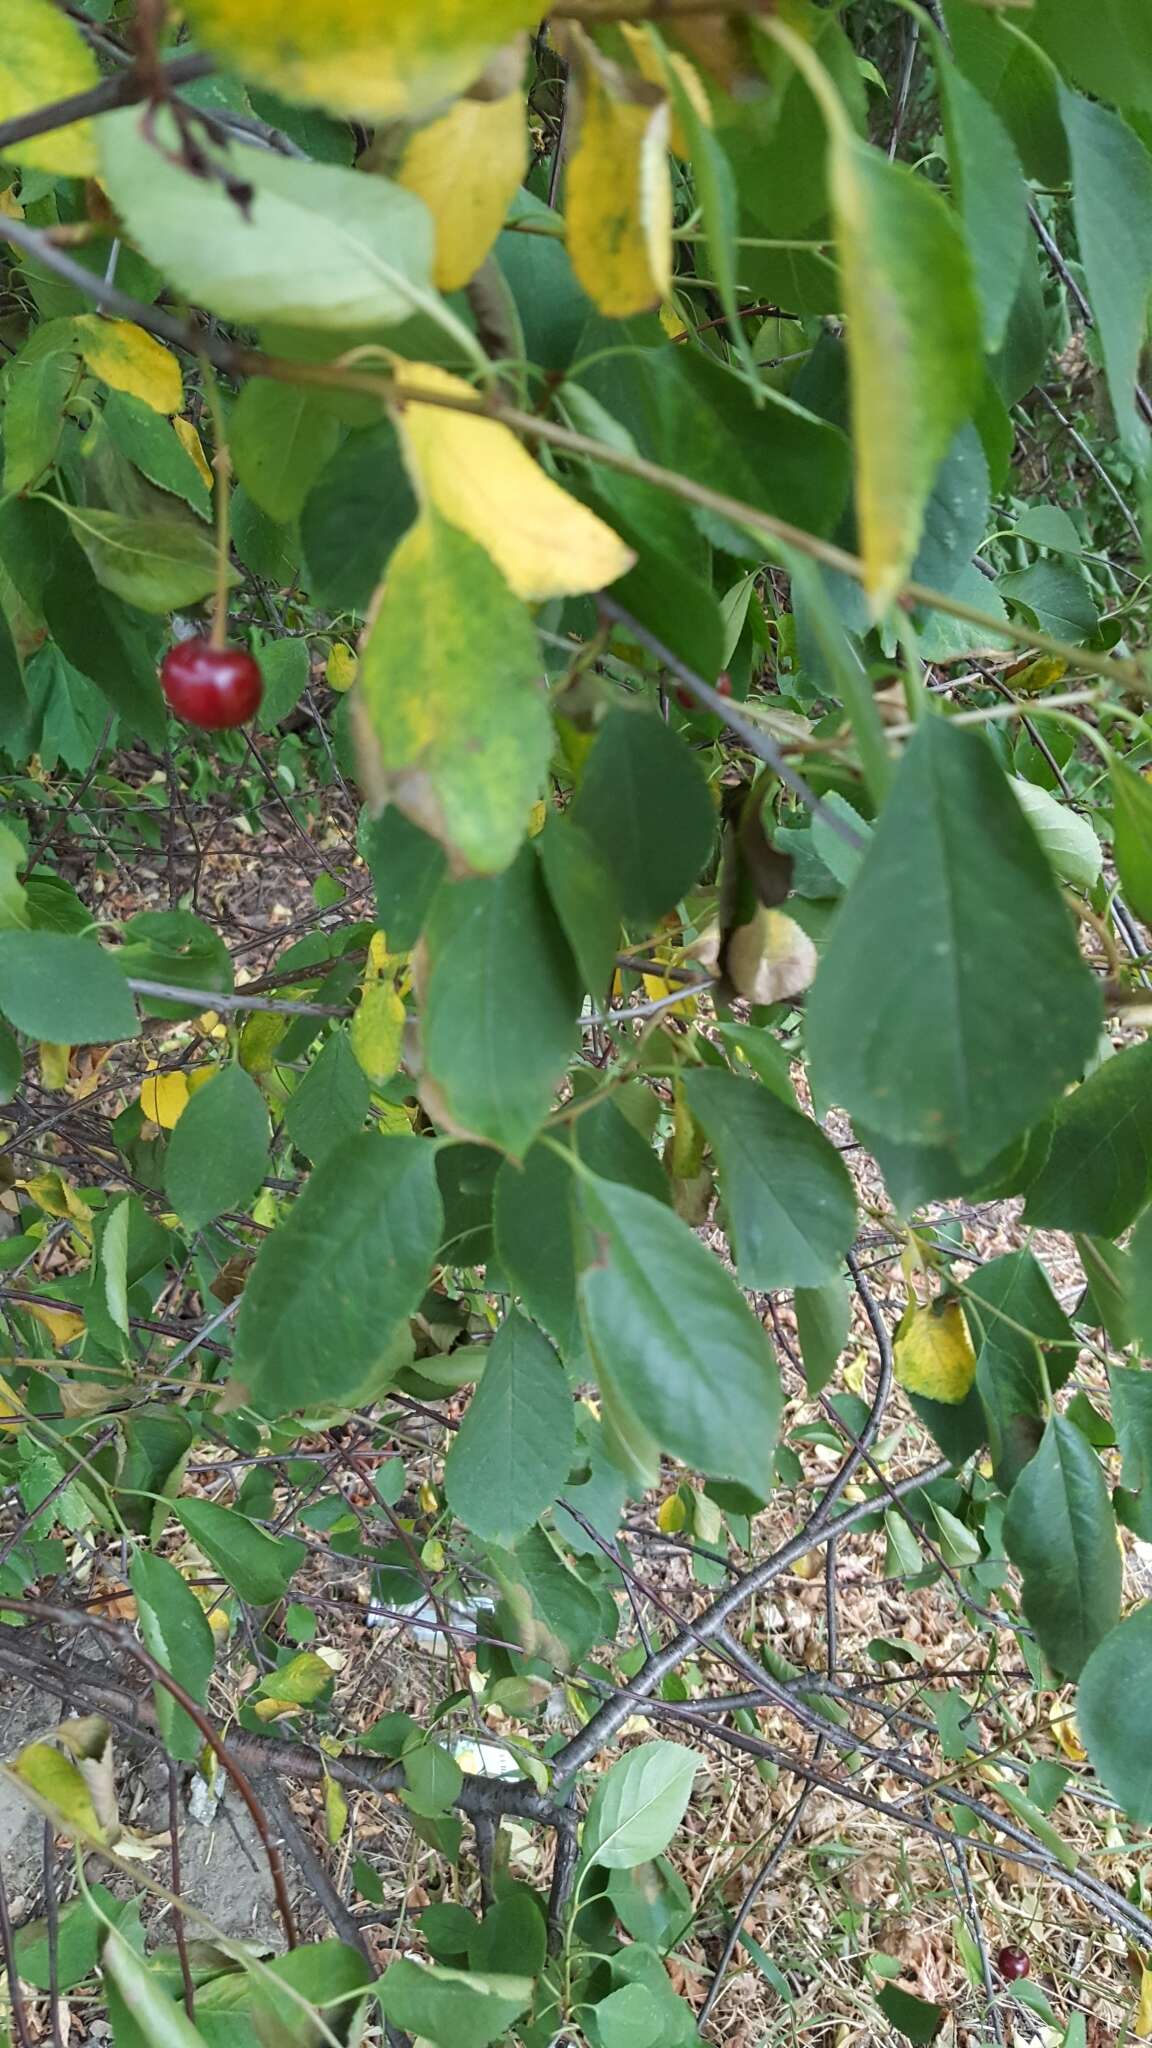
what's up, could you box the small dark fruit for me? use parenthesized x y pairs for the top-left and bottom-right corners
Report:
(996, 1946), (1030, 1981)
(160, 638), (263, 730)
(675, 672), (733, 711)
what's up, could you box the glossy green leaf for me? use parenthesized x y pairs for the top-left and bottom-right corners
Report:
(1130, 1210), (1152, 1355)
(1010, 777), (1102, 893)
(1, 321), (77, 494)
(965, 1251), (1075, 1492)
(570, 708), (716, 928)
(1032, 0), (1152, 119)
(684, 1069), (857, 1290)
(130, 1549), (215, 1763)
(103, 391), (211, 521)
(41, 545), (167, 750)
(807, 718), (1100, 1171)
(1023, 1037), (1152, 1237)
(55, 502), (225, 614)
(98, 106), (440, 332)
(1078, 1604), (1152, 1824)
(583, 1741), (699, 1869)
(1003, 1415), (1121, 1678)
(444, 1313), (575, 1548)
(795, 1277), (851, 1397)
(164, 1065), (270, 1231)
(358, 508), (551, 876)
(420, 848), (581, 1156)
(233, 1132), (441, 1413)
(378, 1961), (534, 2048)
(1110, 1363), (1152, 1539)
(1111, 759), (1152, 927)
(941, 0), (1068, 185)
(939, 59), (1028, 351)
(231, 377), (343, 523)
(1061, 91), (1152, 461)
(283, 1029), (370, 1166)
(536, 813), (622, 1001)
(99, 1923), (206, 2048)
(401, 1739), (463, 1819)
(175, 1498), (306, 1605)
(875, 1983), (944, 2044)
(361, 806), (446, 951)
(301, 419), (417, 614)
(575, 1170), (781, 1495)
(0, 931), (138, 1043)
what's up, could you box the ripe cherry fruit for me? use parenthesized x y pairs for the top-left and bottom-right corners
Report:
(676, 671), (733, 711)
(160, 638), (263, 730)
(996, 1946), (1030, 1982)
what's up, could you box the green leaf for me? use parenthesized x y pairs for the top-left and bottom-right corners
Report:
(103, 391), (211, 521)
(806, 718), (1100, 1171)
(98, 106), (441, 333)
(53, 501), (226, 614)
(939, 60), (1028, 351)
(1010, 777), (1102, 892)
(1110, 1363), (1152, 1539)
(1032, 0), (1152, 120)
(496, 1523), (606, 1668)
(99, 1923), (206, 2048)
(941, 0), (1068, 185)
(998, 557), (1096, 642)
(255, 634), (311, 730)
(118, 909), (234, 1022)
(828, 131), (983, 610)
(1003, 1415), (1121, 1679)
(468, 1888), (547, 1979)
(444, 1312), (575, 1548)
(966, 1251), (1075, 1492)
(575, 1170), (781, 1495)
(590, 1981), (663, 2048)
(605, 1857), (693, 1953)
(570, 708), (715, 928)
(1060, 91), (1152, 462)
(421, 848), (581, 1156)
(361, 807), (446, 951)
(13, 1891), (122, 1993)
(175, 1497), (306, 1605)
(378, 1961), (534, 2048)
(1130, 1210), (1152, 1355)
(358, 508), (551, 875)
(683, 1069), (857, 1290)
(301, 419), (417, 614)
(1023, 1037), (1152, 1237)
(130, 1549), (215, 1764)
(669, 83), (755, 385)
(584, 1741), (699, 1869)
(283, 1029), (370, 1166)
(2, 321), (78, 493)
(1078, 1604), (1152, 1823)
(795, 1277), (851, 1397)
(1111, 759), (1152, 927)
(0, 931), (138, 1043)
(875, 1982), (943, 2044)
(231, 377), (343, 524)
(0, 824), (27, 932)
(233, 1132), (442, 1414)
(401, 1739), (463, 1819)
(164, 1065), (270, 1232)
(41, 544), (167, 750)
(536, 813), (622, 1001)
(0, 1020), (22, 1103)
(910, 425), (991, 600)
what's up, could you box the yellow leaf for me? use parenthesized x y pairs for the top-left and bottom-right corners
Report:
(351, 978), (405, 1084)
(0, 182), (25, 219)
(893, 1297), (977, 1405)
(397, 46), (527, 292)
(139, 1070), (191, 1129)
(239, 1011), (288, 1075)
(326, 642), (358, 693)
(619, 23), (712, 157)
(657, 1493), (686, 1534)
(1136, 1967), (1152, 2040)
(642, 972), (698, 1021)
(324, 1770), (348, 1847)
(73, 318), (183, 414)
(564, 30), (673, 319)
(393, 361), (634, 602)
(179, 0), (540, 122)
(173, 415), (214, 490)
(38, 1042), (70, 1090)
(186, 1064), (217, 1097)
(527, 801), (547, 838)
(0, 1370), (25, 1429)
(0, 0), (99, 176)
(378, 1099), (415, 1136)
(418, 1481), (438, 1515)
(24, 1302), (85, 1349)
(10, 1742), (104, 1840)
(1048, 1701), (1087, 1764)
(1003, 653), (1068, 697)
(24, 1172), (92, 1234)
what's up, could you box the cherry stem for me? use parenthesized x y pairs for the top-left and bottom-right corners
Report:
(200, 357), (232, 651)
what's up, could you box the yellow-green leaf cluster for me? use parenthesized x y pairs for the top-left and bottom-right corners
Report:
(0, 0), (98, 177)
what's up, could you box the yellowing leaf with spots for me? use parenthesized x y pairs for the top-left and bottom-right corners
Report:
(0, 0), (99, 177)
(174, 415), (214, 490)
(355, 505), (552, 874)
(397, 46), (527, 291)
(0, 1370), (25, 1429)
(351, 978), (405, 1084)
(73, 319), (183, 415)
(893, 1296), (977, 1405)
(393, 361), (633, 601)
(38, 1042), (70, 1090)
(657, 1492), (687, 1534)
(179, 0), (540, 122)
(619, 23), (712, 158)
(11, 1743), (104, 1839)
(140, 1071), (191, 1129)
(24, 1302), (85, 1349)
(24, 1172), (92, 1235)
(564, 32), (673, 319)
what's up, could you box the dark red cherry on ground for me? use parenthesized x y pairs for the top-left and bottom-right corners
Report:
(996, 1946), (1030, 1981)
(160, 639), (263, 730)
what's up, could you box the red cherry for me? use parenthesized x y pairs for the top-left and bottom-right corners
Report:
(160, 638), (263, 730)
(996, 1946), (1030, 1981)
(675, 686), (695, 709)
(715, 671), (733, 697)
